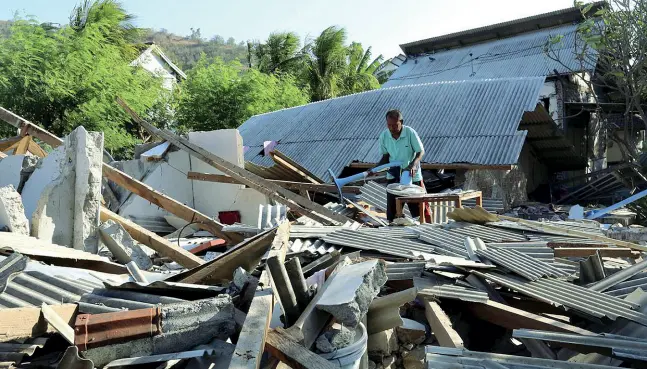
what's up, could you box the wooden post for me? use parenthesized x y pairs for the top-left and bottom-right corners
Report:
(424, 300), (464, 348)
(419, 202), (426, 223)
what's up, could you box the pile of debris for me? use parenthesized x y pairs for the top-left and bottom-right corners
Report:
(1, 105), (647, 369)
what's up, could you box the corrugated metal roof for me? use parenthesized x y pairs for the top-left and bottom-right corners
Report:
(426, 347), (620, 369)
(476, 247), (571, 281)
(360, 181), (412, 218)
(239, 77), (545, 179)
(289, 238), (338, 255)
(386, 262), (425, 280)
(474, 271), (647, 325)
(388, 23), (597, 87)
(322, 229), (434, 258)
(448, 223), (529, 242)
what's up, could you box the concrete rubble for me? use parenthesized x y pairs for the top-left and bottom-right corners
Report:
(0, 185), (29, 234)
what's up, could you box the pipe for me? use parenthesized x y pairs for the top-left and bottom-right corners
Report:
(328, 162), (403, 202)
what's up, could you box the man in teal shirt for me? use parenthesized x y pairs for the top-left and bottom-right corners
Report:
(370, 109), (428, 222)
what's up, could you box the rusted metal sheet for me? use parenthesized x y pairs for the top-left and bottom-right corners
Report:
(74, 307), (161, 350)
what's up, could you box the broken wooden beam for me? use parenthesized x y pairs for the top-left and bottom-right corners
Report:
(0, 304), (78, 342)
(229, 221), (290, 369)
(265, 329), (337, 369)
(187, 171), (361, 194)
(269, 150), (323, 184)
(423, 300), (464, 348)
(466, 300), (594, 335)
(103, 165), (238, 244)
(117, 98), (351, 226)
(99, 207), (205, 268)
(552, 247), (635, 258)
(171, 226), (279, 284)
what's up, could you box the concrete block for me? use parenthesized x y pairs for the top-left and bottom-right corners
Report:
(0, 185), (29, 234)
(395, 318), (426, 345)
(29, 127), (104, 253)
(316, 259), (387, 327)
(0, 155), (27, 190)
(316, 325), (355, 353)
(188, 130), (268, 226)
(99, 219), (153, 270)
(367, 328), (398, 356)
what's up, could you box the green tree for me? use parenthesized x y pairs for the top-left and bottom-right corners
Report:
(176, 57), (308, 131)
(302, 26), (349, 101)
(342, 42), (382, 94)
(0, 0), (166, 158)
(253, 31), (302, 74)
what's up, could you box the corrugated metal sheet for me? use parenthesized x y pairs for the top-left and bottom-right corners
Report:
(474, 271), (647, 325)
(358, 227), (420, 239)
(360, 181), (412, 217)
(476, 247), (571, 281)
(239, 77), (545, 179)
(414, 225), (472, 258)
(448, 223), (529, 242)
(387, 23), (597, 87)
(415, 277), (489, 303)
(289, 238), (338, 255)
(322, 229), (434, 258)
(588, 259), (647, 292)
(426, 347), (619, 369)
(386, 262), (426, 280)
(604, 272), (647, 299)
(296, 202), (355, 226)
(245, 160), (310, 182)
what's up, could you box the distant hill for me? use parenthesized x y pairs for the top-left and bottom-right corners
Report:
(142, 28), (249, 71)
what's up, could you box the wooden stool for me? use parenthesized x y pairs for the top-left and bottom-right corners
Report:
(395, 191), (483, 223)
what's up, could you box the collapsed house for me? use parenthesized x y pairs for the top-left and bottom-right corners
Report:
(1, 3), (647, 369)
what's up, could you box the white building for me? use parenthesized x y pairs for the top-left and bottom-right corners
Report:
(131, 42), (186, 90)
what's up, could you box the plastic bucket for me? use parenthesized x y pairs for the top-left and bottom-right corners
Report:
(318, 323), (368, 369)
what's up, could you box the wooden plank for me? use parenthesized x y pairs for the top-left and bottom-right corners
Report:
(172, 226), (279, 284)
(466, 300), (594, 335)
(553, 247), (634, 258)
(0, 304), (78, 342)
(13, 136), (31, 155)
(0, 151), (6, 159)
(423, 300), (464, 348)
(265, 329), (337, 369)
(117, 98), (351, 226)
(187, 172), (362, 194)
(270, 150), (323, 184)
(28, 140), (47, 158)
(99, 207), (204, 268)
(229, 222), (291, 369)
(102, 165), (238, 244)
(0, 136), (22, 152)
(41, 303), (75, 344)
(349, 162), (514, 170)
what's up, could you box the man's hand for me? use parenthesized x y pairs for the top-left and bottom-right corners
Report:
(405, 163), (417, 177)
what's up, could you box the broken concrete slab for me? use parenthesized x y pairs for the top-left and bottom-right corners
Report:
(0, 185), (29, 234)
(83, 296), (235, 367)
(0, 155), (30, 190)
(316, 325), (356, 353)
(29, 127), (103, 253)
(98, 220), (153, 270)
(395, 318), (426, 345)
(17, 155), (39, 193)
(316, 259), (387, 327)
(367, 328), (398, 357)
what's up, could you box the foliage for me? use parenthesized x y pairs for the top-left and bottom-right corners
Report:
(252, 31), (303, 75)
(176, 57), (308, 132)
(0, 0), (166, 159)
(341, 42), (382, 95)
(300, 26), (349, 101)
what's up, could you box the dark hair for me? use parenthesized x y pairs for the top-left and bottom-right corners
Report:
(385, 109), (403, 122)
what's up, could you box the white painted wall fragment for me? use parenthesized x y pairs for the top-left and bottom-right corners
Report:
(0, 185), (29, 235)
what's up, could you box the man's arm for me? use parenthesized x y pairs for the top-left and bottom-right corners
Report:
(369, 154), (390, 175)
(406, 127), (425, 176)
(405, 151), (424, 176)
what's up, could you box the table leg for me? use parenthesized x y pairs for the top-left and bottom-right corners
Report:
(476, 195), (483, 207)
(455, 199), (462, 209)
(419, 202), (426, 224)
(396, 198), (403, 218)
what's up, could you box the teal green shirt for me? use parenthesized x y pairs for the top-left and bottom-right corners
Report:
(379, 125), (424, 182)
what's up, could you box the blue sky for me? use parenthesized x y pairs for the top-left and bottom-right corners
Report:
(2, 0), (575, 58)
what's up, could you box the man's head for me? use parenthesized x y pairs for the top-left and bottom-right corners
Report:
(386, 109), (403, 136)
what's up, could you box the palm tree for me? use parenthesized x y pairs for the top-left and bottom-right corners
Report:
(254, 32), (302, 74)
(302, 26), (348, 101)
(342, 42), (382, 94)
